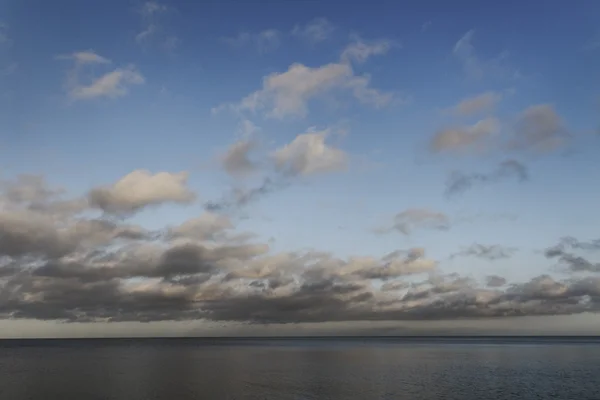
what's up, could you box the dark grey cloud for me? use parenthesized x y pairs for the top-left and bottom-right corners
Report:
(486, 275), (507, 287)
(445, 159), (528, 197)
(544, 237), (600, 273)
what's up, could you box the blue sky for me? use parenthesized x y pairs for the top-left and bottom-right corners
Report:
(0, 0), (599, 336)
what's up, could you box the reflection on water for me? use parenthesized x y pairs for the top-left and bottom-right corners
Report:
(0, 339), (599, 399)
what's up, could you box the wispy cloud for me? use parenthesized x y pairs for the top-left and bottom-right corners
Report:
(453, 30), (520, 81)
(375, 208), (451, 235)
(450, 243), (517, 261)
(292, 18), (335, 43)
(340, 35), (398, 64)
(135, 1), (179, 52)
(222, 30), (281, 53)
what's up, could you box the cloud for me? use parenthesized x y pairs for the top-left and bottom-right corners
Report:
(167, 213), (234, 242)
(2, 174), (600, 324)
(69, 65), (145, 100)
(231, 62), (392, 119)
(453, 30), (519, 81)
(292, 18), (335, 43)
(223, 30), (281, 53)
(450, 244), (517, 261)
(220, 139), (259, 178)
(430, 117), (500, 154)
(215, 37), (398, 119)
(486, 275), (507, 287)
(58, 51), (144, 101)
(136, 1), (179, 51)
(207, 128), (348, 212)
(376, 208), (451, 235)
(205, 176), (288, 213)
(271, 128), (348, 176)
(445, 91), (503, 116)
(544, 237), (600, 273)
(445, 159), (528, 197)
(421, 21), (432, 32)
(88, 170), (196, 215)
(508, 104), (570, 153)
(2, 166), (600, 325)
(340, 35), (397, 64)
(56, 50), (111, 65)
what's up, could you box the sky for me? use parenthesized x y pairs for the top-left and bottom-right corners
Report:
(0, 0), (599, 338)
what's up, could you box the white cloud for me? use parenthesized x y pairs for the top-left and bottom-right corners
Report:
(88, 170), (196, 215)
(292, 18), (335, 43)
(58, 51), (144, 101)
(69, 65), (144, 100)
(271, 128), (348, 176)
(223, 30), (281, 53)
(215, 33), (400, 119)
(230, 62), (391, 119)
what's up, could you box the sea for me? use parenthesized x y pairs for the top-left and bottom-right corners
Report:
(1, 336), (599, 399)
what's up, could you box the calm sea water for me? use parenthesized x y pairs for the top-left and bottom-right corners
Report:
(1, 337), (599, 399)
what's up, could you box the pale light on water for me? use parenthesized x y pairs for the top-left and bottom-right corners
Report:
(1, 338), (599, 399)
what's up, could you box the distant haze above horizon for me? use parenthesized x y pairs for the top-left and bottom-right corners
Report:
(0, 0), (599, 338)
